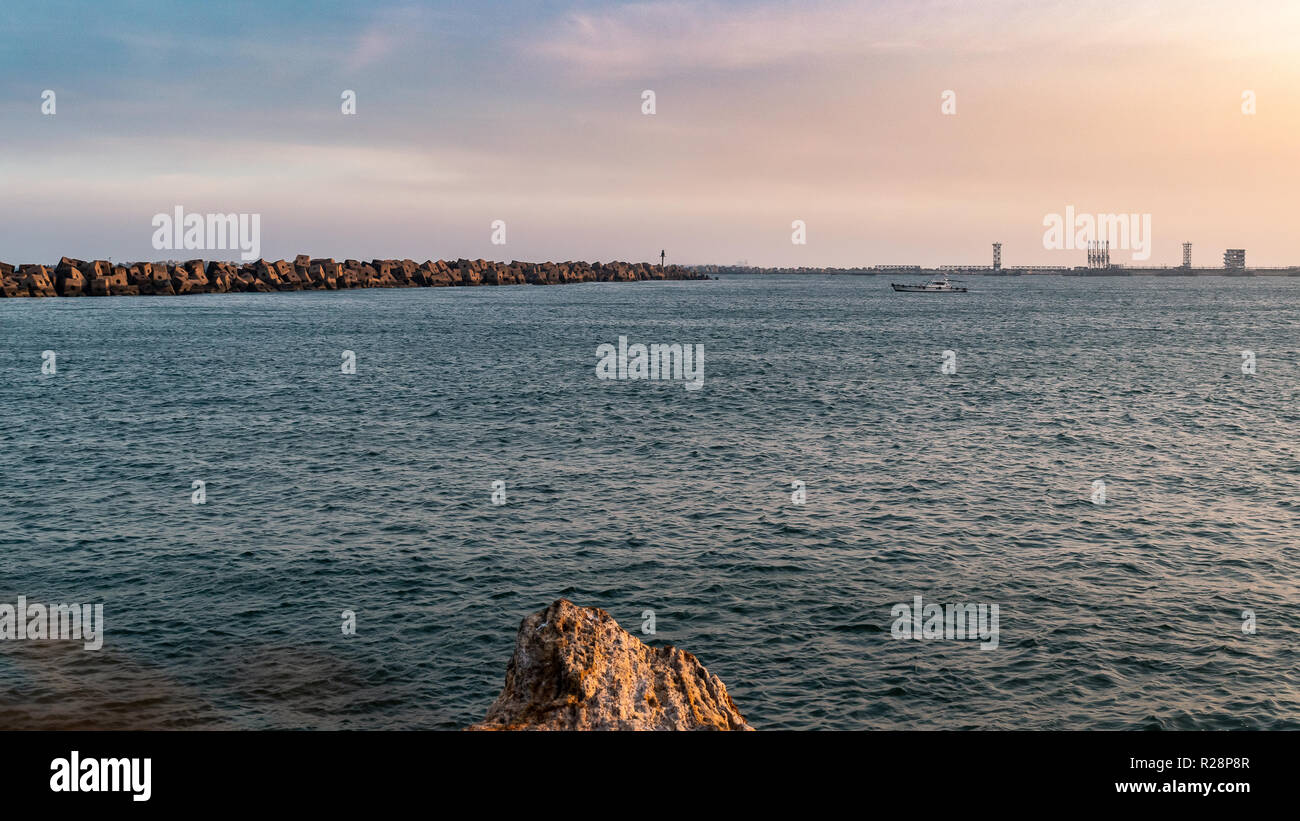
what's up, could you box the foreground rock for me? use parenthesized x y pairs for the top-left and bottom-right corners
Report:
(0, 257), (706, 297)
(470, 599), (753, 731)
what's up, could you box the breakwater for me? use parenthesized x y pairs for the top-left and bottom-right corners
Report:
(0, 256), (706, 297)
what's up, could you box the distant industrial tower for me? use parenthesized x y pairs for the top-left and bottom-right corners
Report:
(1224, 249), (1246, 269)
(1087, 240), (1110, 268)
(992, 242), (1002, 271)
(1182, 242), (1192, 268)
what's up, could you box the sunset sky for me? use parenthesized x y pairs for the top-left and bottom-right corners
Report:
(3, 0), (1299, 267)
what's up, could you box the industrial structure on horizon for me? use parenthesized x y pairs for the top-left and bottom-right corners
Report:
(1086, 241), (1110, 269)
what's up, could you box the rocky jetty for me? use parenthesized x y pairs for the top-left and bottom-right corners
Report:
(470, 599), (753, 731)
(0, 257), (705, 298)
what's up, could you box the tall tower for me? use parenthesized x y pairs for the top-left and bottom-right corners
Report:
(1087, 240), (1110, 269)
(992, 242), (1002, 271)
(1182, 242), (1192, 268)
(660, 249), (665, 269)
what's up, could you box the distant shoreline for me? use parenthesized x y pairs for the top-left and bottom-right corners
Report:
(0, 257), (708, 298)
(695, 265), (1300, 277)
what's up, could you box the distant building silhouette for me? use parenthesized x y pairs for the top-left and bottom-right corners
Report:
(1087, 240), (1110, 269)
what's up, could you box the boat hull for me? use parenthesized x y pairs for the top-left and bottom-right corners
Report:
(891, 283), (967, 293)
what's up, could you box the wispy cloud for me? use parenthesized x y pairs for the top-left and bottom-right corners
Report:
(345, 5), (446, 72)
(528, 0), (1300, 77)
(529, 0), (913, 75)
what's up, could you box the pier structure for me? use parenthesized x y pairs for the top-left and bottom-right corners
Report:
(691, 242), (1300, 277)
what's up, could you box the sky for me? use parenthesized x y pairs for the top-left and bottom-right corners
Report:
(2, 0), (1299, 267)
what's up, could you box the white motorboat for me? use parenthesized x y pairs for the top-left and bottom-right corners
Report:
(891, 274), (967, 293)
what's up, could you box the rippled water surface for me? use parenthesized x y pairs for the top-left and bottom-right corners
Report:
(2, 275), (1298, 729)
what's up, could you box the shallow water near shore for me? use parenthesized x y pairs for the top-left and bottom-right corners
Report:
(2, 274), (1298, 730)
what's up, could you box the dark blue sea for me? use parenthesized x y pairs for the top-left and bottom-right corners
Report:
(2, 274), (1298, 729)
